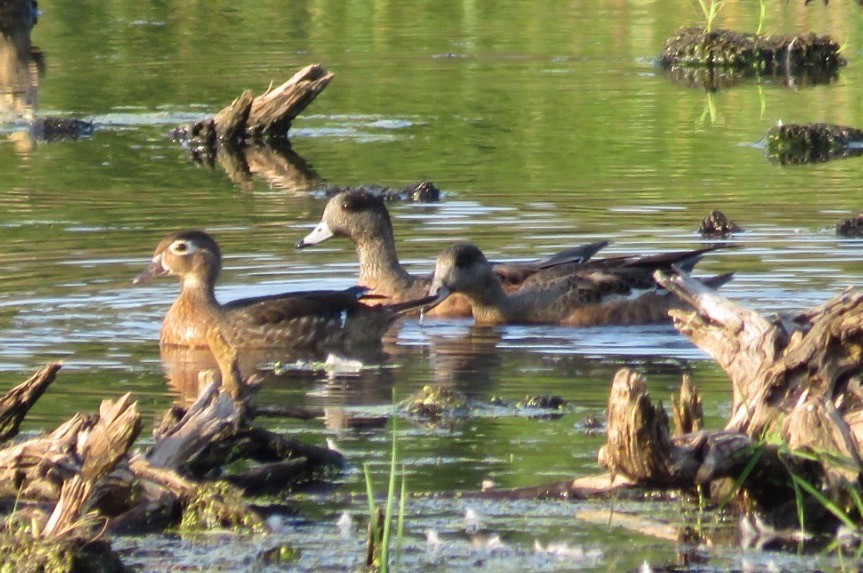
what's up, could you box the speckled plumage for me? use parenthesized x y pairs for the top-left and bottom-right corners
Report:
(428, 243), (733, 326)
(296, 189), (609, 317)
(135, 230), (432, 354)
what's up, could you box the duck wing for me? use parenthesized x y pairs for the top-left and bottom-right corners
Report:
(491, 240), (610, 286)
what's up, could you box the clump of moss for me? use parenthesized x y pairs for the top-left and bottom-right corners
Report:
(515, 394), (568, 410)
(258, 543), (301, 565)
(659, 27), (845, 80)
(401, 385), (470, 421)
(179, 481), (266, 533)
(766, 123), (863, 165)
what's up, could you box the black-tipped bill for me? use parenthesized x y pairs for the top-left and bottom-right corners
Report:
(297, 221), (334, 249)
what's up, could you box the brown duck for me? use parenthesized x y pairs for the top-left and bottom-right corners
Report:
(134, 230), (434, 353)
(426, 243), (733, 326)
(296, 189), (609, 317)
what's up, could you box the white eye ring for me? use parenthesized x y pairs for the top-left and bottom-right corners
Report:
(169, 240), (198, 256)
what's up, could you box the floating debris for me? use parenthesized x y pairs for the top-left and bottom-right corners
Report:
(698, 209), (742, 238)
(765, 123), (863, 165)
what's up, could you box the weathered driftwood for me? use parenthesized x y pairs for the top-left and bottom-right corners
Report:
(479, 270), (863, 534)
(42, 394), (141, 538)
(597, 369), (764, 489)
(174, 63), (333, 147)
(672, 373), (703, 436)
(766, 123), (863, 165)
(655, 269), (863, 495)
(0, 361), (60, 443)
(148, 329), (345, 489)
(0, 390), (139, 573)
(0, 326), (344, 545)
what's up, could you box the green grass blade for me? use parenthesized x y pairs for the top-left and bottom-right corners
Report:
(380, 414), (399, 573)
(395, 464), (407, 570)
(718, 445), (763, 509)
(790, 474), (857, 530)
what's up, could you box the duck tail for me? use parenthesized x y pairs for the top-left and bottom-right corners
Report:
(699, 271), (735, 290)
(535, 240), (611, 268)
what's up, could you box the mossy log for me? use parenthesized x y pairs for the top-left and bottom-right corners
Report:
(173, 63), (333, 149)
(766, 123), (863, 165)
(659, 27), (845, 89)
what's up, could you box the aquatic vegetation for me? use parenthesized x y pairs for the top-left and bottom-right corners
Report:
(694, 0), (725, 34)
(363, 413), (407, 573)
(178, 481), (267, 533)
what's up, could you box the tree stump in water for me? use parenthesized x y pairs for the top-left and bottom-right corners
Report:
(173, 63), (333, 148)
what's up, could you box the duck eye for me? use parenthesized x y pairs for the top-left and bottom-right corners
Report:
(342, 192), (379, 212)
(169, 240), (193, 255)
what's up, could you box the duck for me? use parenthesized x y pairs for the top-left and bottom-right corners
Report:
(425, 242), (733, 326)
(134, 230), (435, 354)
(296, 189), (609, 317)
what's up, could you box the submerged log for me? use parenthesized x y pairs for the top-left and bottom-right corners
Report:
(0, 324), (343, 543)
(0, 393), (139, 572)
(766, 123), (863, 165)
(320, 180), (442, 203)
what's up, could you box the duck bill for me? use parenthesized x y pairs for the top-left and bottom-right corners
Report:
(296, 221), (334, 249)
(133, 256), (169, 285)
(422, 284), (453, 313)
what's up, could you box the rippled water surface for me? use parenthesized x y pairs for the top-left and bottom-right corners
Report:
(2, 0), (863, 571)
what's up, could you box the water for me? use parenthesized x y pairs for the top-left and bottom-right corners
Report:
(1, 0), (863, 570)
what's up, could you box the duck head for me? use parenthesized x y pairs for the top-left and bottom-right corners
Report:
(427, 243), (495, 306)
(134, 230), (221, 288)
(297, 189), (393, 248)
